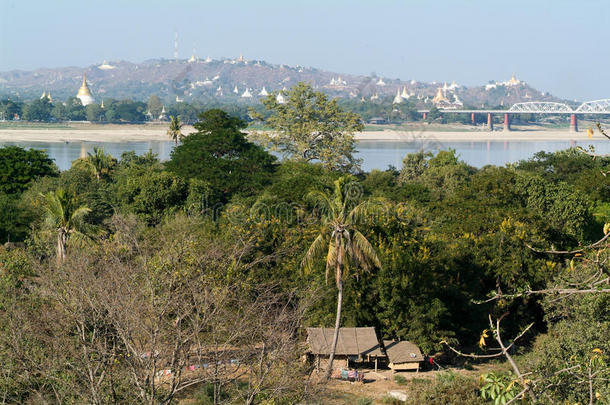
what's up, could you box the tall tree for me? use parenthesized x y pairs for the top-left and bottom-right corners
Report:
(166, 109), (276, 202)
(167, 115), (184, 145)
(255, 82), (364, 173)
(146, 94), (163, 118)
(23, 98), (53, 121)
(86, 147), (116, 180)
(0, 146), (58, 194)
(40, 188), (94, 265)
(301, 176), (382, 380)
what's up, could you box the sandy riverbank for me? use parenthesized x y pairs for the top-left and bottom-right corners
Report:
(0, 124), (604, 143)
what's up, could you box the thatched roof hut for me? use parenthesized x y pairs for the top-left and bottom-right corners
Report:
(384, 340), (424, 372)
(306, 327), (385, 369)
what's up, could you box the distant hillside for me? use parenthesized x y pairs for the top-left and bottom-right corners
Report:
(0, 57), (565, 107)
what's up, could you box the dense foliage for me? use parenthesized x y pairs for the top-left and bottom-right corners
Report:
(0, 107), (608, 403)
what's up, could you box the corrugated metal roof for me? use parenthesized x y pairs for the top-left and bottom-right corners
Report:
(384, 340), (424, 363)
(306, 327), (384, 357)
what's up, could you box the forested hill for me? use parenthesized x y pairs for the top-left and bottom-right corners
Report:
(1, 57), (562, 106)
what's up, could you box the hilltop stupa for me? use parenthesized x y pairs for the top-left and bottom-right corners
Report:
(259, 87), (269, 96)
(241, 88), (253, 98)
(98, 60), (116, 70)
(76, 73), (95, 106)
(505, 74), (521, 86)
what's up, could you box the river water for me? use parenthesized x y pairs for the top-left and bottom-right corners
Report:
(2, 139), (609, 171)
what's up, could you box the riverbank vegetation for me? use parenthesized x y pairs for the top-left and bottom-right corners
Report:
(0, 84), (608, 404)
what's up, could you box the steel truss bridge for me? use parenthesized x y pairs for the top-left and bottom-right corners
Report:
(418, 99), (610, 131)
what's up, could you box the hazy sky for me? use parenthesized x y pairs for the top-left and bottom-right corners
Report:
(1, 0), (608, 100)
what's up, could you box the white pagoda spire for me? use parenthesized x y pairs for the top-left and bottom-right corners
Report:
(241, 88), (253, 98)
(233, 85), (239, 94)
(393, 89), (403, 104)
(259, 87), (269, 96)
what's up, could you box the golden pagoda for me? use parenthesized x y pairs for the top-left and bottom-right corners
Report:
(432, 87), (449, 105)
(506, 74), (520, 86)
(76, 73), (95, 105)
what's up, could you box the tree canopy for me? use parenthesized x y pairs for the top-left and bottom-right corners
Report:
(256, 82), (364, 173)
(166, 109), (276, 202)
(0, 146), (58, 194)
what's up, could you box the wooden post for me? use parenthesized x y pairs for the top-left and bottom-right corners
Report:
(375, 357), (378, 373)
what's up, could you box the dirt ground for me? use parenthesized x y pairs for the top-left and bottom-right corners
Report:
(317, 363), (507, 404)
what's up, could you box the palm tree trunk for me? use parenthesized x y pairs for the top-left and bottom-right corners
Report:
(57, 229), (67, 266)
(324, 234), (344, 381)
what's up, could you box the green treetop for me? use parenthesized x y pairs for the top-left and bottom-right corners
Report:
(166, 109), (276, 202)
(256, 82), (364, 173)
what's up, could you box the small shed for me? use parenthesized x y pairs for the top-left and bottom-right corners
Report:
(384, 340), (424, 372)
(306, 327), (385, 370)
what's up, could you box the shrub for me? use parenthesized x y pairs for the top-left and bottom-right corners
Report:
(394, 374), (407, 385)
(405, 373), (483, 404)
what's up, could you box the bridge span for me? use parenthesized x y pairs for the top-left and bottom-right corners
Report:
(418, 99), (610, 132)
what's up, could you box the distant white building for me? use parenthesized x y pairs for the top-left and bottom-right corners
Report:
(241, 88), (253, 98)
(375, 78), (386, 86)
(330, 76), (347, 86)
(158, 106), (168, 121)
(447, 80), (460, 91)
(392, 89), (403, 104)
(233, 85), (239, 94)
(98, 60), (116, 70)
(276, 91), (286, 104)
(259, 87), (269, 96)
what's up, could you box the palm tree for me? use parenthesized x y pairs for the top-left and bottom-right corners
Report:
(302, 176), (383, 381)
(86, 147), (116, 180)
(41, 188), (94, 265)
(167, 115), (184, 145)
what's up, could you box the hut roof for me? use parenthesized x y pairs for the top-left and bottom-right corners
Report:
(306, 327), (384, 357)
(383, 340), (424, 363)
